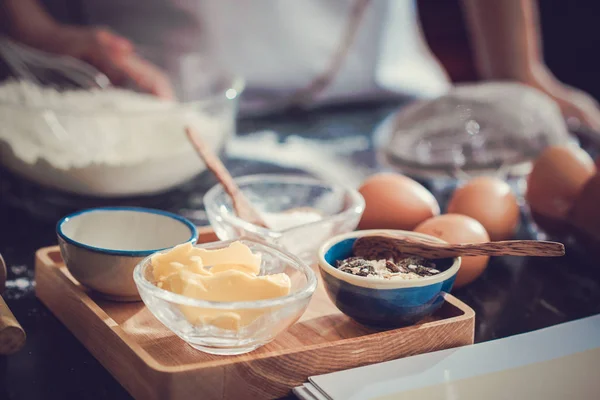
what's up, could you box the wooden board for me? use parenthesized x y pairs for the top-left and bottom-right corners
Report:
(35, 227), (475, 400)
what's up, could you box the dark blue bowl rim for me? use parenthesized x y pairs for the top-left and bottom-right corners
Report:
(56, 206), (198, 257)
(318, 229), (461, 289)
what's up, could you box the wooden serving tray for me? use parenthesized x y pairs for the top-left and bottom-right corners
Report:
(35, 228), (475, 400)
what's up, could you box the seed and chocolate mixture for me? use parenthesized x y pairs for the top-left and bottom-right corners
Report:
(335, 235), (446, 280)
(336, 256), (441, 280)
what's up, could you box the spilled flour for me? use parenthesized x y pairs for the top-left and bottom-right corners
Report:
(4, 264), (36, 300)
(227, 131), (372, 188)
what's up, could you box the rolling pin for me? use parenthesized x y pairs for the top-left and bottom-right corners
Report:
(0, 253), (26, 354)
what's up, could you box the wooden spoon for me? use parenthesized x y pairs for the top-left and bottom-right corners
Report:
(185, 126), (269, 228)
(0, 253), (27, 355)
(353, 234), (565, 260)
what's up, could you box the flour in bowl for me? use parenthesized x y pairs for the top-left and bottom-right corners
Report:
(0, 80), (229, 170)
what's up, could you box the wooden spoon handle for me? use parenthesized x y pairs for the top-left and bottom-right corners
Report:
(185, 127), (242, 202)
(353, 235), (565, 260)
(397, 239), (565, 258)
(185, 127), (267, 228)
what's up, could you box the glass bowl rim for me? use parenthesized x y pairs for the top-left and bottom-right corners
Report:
(0, 75), (245, 116)
(203, 173), (366, 236)
(373, 103), (571, 178)
(133, 237), (318, 309)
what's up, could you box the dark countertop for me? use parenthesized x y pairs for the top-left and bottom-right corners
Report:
(2, 101), (600, 400)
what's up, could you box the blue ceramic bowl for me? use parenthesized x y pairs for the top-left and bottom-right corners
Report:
(318, 229), (461, 328)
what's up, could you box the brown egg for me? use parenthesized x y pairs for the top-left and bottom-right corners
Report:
(526, 145), (595, 221)
(569, 172), (600, 245)
(358, 173), (440, 230)
(447, 176), (520, 241)
(529, 209), (569, 237)
(414, 214), (490, 288)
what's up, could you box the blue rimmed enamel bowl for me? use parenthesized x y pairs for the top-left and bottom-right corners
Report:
(318, 229), (461, 328)
(57, 207), (198, 301)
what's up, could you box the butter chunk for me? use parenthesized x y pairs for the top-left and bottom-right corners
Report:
(151, 240), (291, 331)
(178, 306), (277, 331)
(177, 306), (263, 331)
(179, 269), (290, 302)
(190, 242), (262, 275)
(209, 263), (260, 275)
(173, 269), (291, 330)
(204, 313), (243, 331)
(161, 269), (205, 293)
(152, 244), (210, 282)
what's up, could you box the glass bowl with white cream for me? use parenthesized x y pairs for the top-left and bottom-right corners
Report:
(203, 174), (365, 264)
(133, 238), (317, 355)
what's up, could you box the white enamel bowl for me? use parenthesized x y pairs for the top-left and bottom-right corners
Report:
(57, 207), (198, 301)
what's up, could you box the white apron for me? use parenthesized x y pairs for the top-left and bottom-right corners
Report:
(79, 0), (450, 113)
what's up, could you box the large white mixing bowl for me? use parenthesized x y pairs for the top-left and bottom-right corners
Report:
(0, 77), (243, 197)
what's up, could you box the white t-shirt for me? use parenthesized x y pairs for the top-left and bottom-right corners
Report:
(80, 0), (450, 113)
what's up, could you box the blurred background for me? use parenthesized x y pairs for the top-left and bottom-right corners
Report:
(419, 0), (600, 99)
(16, 0), (600, 98)
(1, 0), (599, 237)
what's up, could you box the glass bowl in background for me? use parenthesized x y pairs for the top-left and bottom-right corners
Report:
(374, 83), (573, 202)
(204, 174), (365, 264)
(376, 83), (571, 181)
(133, 238), (317, 355)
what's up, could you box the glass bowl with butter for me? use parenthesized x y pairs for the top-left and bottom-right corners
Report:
(133, 238), (317, 355)
(204, 174), (365, 264)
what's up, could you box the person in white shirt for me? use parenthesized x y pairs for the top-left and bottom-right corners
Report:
(2, 0), (599, 128)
